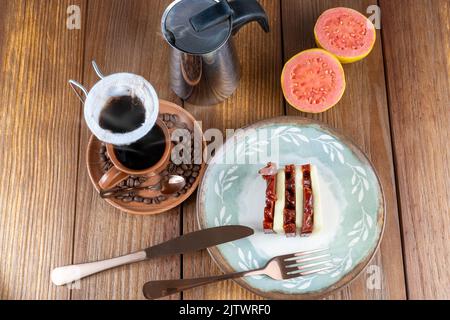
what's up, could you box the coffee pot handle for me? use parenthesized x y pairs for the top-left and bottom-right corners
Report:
(229, 0), (270, 35)
(189, 0), (269, 35)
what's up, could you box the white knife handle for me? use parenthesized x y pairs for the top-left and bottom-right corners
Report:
(51, 251), (147, 286)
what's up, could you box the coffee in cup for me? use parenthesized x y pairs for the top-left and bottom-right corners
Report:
(113, 121), (167, 171)
(99, 119), (172, 190)
(99, 95), (146, 134)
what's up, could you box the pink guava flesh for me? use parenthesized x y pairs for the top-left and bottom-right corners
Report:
(315, 7), (376, 60)
(282, 49), (345, 113)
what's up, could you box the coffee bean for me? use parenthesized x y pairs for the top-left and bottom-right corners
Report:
(161, 170), (169, 177)
(139, 177), (147, 183)
(187, 164), (193, 170)
(193, 165), (201, 172)
(144, 198), (152, 204)
(116, 196), (124, 200)
(100, 155), (107, 162)
(167, 121), (174, 129)
(189, 177), (196, 184)
(123, 197), (133, 203)
(192, 172), (199, 178)
(119, 180), (126, 187)
(181, 164), (188, 171)
(186, 183), (192, 189)
(175, 192), (181, 198)
(168, 164), (176, 173)
(184, 170), (192, 177)
(163, 114), (170, 122)
(134, 180), (141, 188)
(158, 196), (167, 202)
(176, 168), (184, 175)
(127, 178), (134, 187)
(100, 145), (106, 153)
(180, 189), (187, 194)
(170, 114), (179, 123)
(154, 198), (160, 204)
(134, 196), (143, 202)
(125, 191), (136, 197)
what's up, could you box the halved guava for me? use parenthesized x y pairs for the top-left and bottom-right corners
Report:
(315, 7), (376, 64)
(281, 49), (346, 113)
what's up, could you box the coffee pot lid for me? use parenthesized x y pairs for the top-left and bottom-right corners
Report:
(162, 0), (232, 54)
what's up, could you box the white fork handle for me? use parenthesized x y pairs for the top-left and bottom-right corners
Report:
(51, 251), (147, 286)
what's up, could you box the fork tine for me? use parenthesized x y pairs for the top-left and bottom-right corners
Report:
(286, 259), (332, 271)
(285, 266), (334, 279)
(294, 248), (329, 257)
(284, 248), (329, 261)
(286, 253), (331, 264)
(299, 266), (334, 276)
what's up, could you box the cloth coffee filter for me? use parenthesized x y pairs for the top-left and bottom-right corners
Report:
(84, 73), (159, 146)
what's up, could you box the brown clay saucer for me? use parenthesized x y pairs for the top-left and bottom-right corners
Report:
(87, 99), (206, 215)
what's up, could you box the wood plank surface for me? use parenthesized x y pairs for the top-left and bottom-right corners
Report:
(380, 0), (450, 300)
(281, 0), (406, 299)
(0, 0), (447, 301)
(182, 0), (284, 300)
(70, 0), (181, 300)
(0, 0), (86, 299)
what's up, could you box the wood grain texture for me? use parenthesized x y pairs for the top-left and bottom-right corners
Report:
(182, 0), (284, 300)
(281, 0), (406, 299)
(70, 0), (182, 300)
(0, 0), (447, 301)
(0, 0), (86, 299)
(380, 0), (450, 299)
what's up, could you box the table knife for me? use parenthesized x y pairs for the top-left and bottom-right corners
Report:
(51, 226), (253, 286)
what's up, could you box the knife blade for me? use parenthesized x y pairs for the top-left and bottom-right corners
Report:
(51, 226), (253, 286)
(145, 225), (254, 259)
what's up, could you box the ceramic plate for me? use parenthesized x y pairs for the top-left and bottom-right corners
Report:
(197, 117), (385, 299)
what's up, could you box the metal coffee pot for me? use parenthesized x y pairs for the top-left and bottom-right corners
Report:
(162, 0), (269, 106)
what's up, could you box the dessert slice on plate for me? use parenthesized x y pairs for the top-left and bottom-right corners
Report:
(260, 163), (322, 237)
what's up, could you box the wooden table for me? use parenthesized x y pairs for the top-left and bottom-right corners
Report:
(0, 0), (448, 300)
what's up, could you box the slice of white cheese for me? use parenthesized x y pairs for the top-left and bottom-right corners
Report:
(310, 165), (322, 234)
(295, 166), (304, 233)
(273, 170), (285, 234)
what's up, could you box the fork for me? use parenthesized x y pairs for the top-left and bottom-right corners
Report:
(143, 248), (331, 299)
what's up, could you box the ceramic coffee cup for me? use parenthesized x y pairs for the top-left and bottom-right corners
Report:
(69, 62), (171, 190)
(98, 119), (172, 190)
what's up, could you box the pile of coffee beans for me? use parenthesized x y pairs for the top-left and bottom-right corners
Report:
(98, 113), (202, 205)
(160, 113), (188, 130)
(99, 144), (113, 173)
